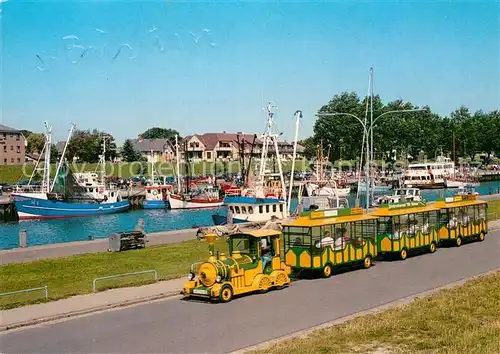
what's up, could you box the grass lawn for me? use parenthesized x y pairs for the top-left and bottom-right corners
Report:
(487, 199), (500, 220)
(0, 238), (229, 310)
(250, 271), (500, 354)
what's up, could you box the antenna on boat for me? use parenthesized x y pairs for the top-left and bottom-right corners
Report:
(51, 123), (76, 192)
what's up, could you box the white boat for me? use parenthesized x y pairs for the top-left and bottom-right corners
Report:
(373, 187), (423, 206)
(212, 102), (293, 225)
(403, 156), (454, 189)
(357, 182), (392, 193)
(141, 153), (172, 209)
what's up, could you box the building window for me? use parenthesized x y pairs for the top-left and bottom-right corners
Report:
(10, 145), (13, 151)
(206, 152), (212, 159)
(11, 158), (14, 163)
(3, 146), (6, 152)
(16, 134), (20, 141)
(17, 158), (21, 163)
(16, 146), (21, 153)
(3, 158), (6, 164)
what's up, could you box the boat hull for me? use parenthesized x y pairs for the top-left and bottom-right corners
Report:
(142, 200), (169, 209)
(211, 214), (248, 225)
(12, 194), (130, 220)
(168, 195), (223, 209)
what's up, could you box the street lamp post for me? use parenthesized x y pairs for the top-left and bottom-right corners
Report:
(317, 107), (426, 210)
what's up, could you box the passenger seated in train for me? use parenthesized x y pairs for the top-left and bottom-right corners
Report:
(422, 219), (430, 234)
(315, 231), (334, 249)
(408, 220), (418, 236)
(448, 214), (458, 228)
(390, 223), (401, 240)
(333, 227), (349, 250)
(459, 210), (470, 225)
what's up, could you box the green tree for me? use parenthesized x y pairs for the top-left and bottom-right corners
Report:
(140, 127), (181, 142)
(121, 139), (141, 162)
(66, 130), (117, 163)
(26, 133), (45, 154)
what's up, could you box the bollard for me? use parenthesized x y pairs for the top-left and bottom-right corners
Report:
(19, 230), (27, 248)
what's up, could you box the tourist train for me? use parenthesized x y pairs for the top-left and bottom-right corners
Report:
(183, 191), (488, 302)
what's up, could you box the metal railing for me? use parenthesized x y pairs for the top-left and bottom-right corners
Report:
(0, 285), (48, 300)
(92, 269), (158, 292)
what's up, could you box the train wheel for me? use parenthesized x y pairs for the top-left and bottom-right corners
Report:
(429, 242), (437, 253)
(456, 237), (462, 247)
(323, 264), (332, 278)
(274, 273), (288, 290)
(258, 276), (271, 293)
(478, 232), (485, 242)
(363, 256), (372, 269)
(400, 249), (407, 261)
(219, 286), (233, 303)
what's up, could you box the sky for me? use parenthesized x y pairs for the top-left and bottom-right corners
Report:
(0, 0), (499, 145)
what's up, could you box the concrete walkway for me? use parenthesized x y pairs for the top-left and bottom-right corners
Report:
(0, 278), (185, 331)
(0, 228), (198, 265)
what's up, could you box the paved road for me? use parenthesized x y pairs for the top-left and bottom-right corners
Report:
(0, 229), (198, 265)
(1, 231), (499, 354)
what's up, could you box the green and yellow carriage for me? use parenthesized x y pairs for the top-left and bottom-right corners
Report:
(183, 230), (291, 302)
(434, 194), (488, 246)
(282, 207), (378, 278)
(370, 201), (440, 260)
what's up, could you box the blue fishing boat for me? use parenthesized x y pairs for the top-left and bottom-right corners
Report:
(11, 123), (130, 220)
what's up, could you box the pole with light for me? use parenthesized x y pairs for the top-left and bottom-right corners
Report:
(287, 110), (302, 217)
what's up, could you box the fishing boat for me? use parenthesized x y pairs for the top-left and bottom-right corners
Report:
(167, 135), (223, 209)
(211, 102), (291, 225)
(141, 150), (172, 209)
(303, 142), (351, 197)
(11, 123), (130, 220)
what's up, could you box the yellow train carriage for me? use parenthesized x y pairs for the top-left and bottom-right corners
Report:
(370, 201), (440, 260)
(282, 207), (378, 278)
(434, 194), (488, 246)
(183, 230), (291, 302)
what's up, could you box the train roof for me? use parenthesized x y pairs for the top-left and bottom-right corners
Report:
(371, 201), (440, 217)
(433, 194), (487, 209)
(230, 229), (282, 238)
(284, 207), (378, 227)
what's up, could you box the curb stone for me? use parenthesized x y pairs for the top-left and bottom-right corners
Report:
(0, 291), (182, 332)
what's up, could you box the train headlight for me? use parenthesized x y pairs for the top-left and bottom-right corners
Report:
(215, 275), (222, 283)
(188, 273), (195, 281)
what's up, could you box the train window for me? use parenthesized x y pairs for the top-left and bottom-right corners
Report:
(399, 214), (409, 234)
(377, 217), (392, 234)
(478, 204), (486, 220)
(393, 216), (401, 237)
(241, 206), (247, 214)
(248, 206), (254, 214)
(457, 207), (468, 226)
(439, 208), (449, 225)
(235, 206), (240, 214)
(259, 205), (263, 214)
(284, 226), (311, 249)
(467, 205), (475, 221)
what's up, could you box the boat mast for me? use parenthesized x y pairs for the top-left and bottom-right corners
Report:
(50, 123), (76, 192)
(42, 122), (52, 194)
(150, 149), (155, 185)
(175, 134), (181, 193)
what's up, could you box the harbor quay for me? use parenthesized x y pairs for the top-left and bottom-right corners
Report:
(0, 227), (199, 265)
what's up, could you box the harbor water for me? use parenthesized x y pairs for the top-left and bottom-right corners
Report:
(0, 181), (499, 250)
